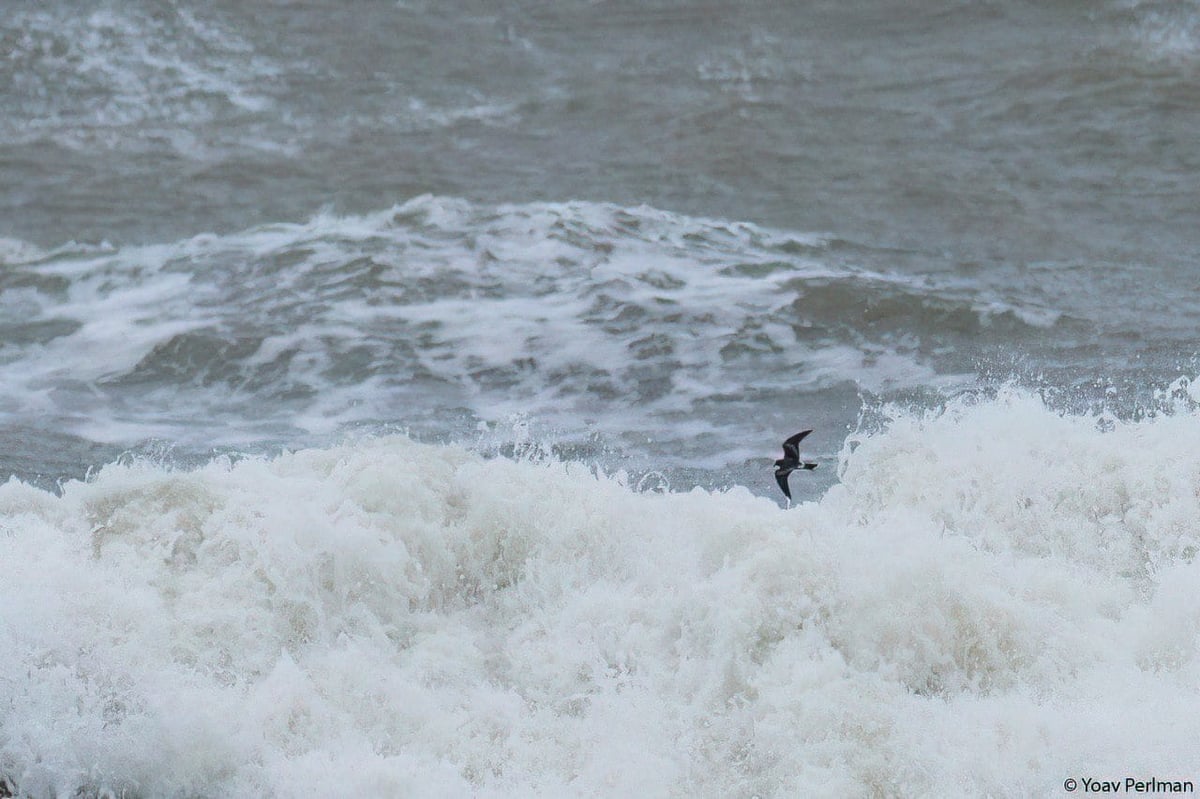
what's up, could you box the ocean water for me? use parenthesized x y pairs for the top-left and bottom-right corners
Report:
(2, 1), (1200, 796)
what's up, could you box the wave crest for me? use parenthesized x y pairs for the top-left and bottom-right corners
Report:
(3, 390), (1200, 796)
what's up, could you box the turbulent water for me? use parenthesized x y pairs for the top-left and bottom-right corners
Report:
(2, 1), (1200, 796)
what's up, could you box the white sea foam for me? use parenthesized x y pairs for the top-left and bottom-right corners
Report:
(2, 389), (1199, 797)
(1122, 0), (1200, 62)
(0, 6), (281, 155)
(0, 239), (48, 267)
(0, 197), (1051, 460)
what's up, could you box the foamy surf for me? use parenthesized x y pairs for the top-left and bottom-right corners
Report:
(2, 388), (1199, 797)
(4, 195), (1039, 489)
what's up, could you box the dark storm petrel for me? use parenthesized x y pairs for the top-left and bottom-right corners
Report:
(774, 429), (818, 500)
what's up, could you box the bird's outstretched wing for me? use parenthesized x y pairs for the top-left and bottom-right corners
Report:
(774, 469), (792, 499)
(781, 429), (813, 460)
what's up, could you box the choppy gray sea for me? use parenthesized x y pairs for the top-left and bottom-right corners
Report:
(4, 0), (1199, 491)
(3, 2), (1200, 797)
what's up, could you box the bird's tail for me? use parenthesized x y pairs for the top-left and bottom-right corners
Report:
(801, 462), (818, 470)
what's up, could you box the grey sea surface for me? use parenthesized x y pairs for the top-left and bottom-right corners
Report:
(2, 0), (1198, 492)
(6, 5), (1200, 798)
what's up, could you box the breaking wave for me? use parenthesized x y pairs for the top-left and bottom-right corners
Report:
(0, 197), (1059, 458)
(3, 388), (1199, 797)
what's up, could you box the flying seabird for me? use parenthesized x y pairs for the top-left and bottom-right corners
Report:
(775, 429), (818, 501)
